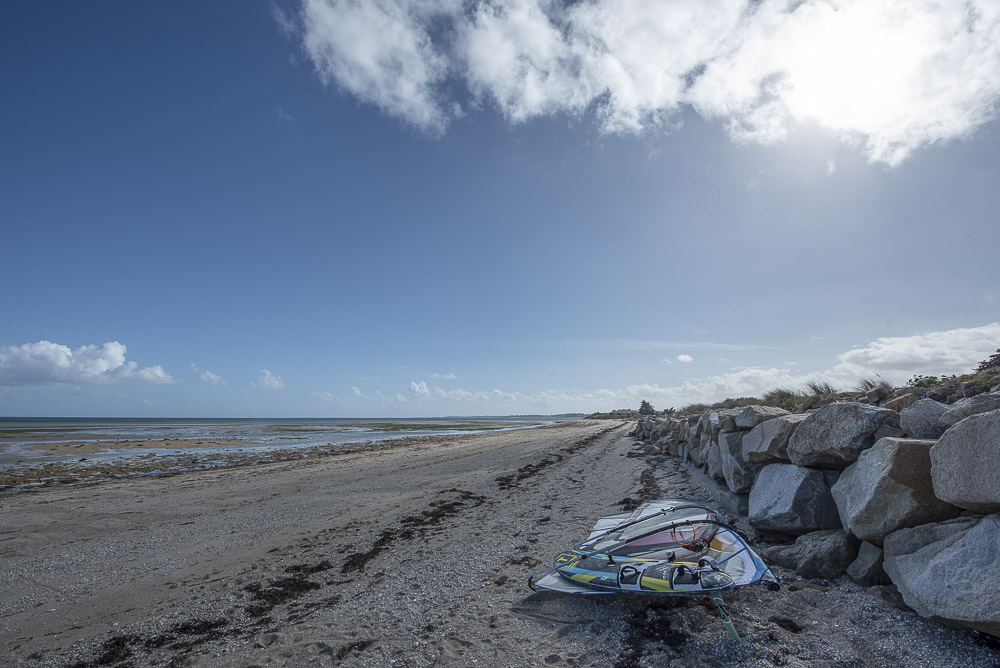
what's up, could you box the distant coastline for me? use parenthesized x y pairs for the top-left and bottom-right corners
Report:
(0, 415), (587, 492)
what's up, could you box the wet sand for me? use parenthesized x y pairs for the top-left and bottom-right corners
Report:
(1, 421), (997, 667)
(7, 438), (248, 456)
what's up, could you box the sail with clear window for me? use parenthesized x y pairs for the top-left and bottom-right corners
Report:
(529, 499), (777, 596)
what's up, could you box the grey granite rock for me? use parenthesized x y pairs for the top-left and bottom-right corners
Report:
(749, 464), (841, 535)
(735, 405), (790, 430)
(831, 437), (960, 544)
(900, 398), (949, 439)
(762, 529), (858, 580)
(847, 541), (889, 586)
(720, 431), (759, 494)
(706, 440), (724, 482)
(741, 414), (809, 466)
(787, 402), (900, 469)
(940, 392), (1000, 426)
(883, 515), (1000, 636)
(885, 392), (920, 412)
(930, 408), (1000, 513)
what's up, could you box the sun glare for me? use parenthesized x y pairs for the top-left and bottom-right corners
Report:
(782, 3), (927, 135)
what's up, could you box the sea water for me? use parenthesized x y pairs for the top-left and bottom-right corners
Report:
(0, 416), (577, 468)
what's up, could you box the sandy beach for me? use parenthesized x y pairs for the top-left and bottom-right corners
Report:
(2, 420), (997, 667)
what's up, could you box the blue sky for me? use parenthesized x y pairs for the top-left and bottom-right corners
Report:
(2, 1), (999, 417)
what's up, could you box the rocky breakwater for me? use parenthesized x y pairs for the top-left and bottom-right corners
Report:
(631, 388), (1000, 637)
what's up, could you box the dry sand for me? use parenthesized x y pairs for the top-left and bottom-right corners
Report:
(1, 420), (997, 667)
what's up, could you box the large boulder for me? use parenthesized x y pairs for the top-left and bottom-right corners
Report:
(749, 464), (841, 535)
(899, 399), (949, 439)
(706, 440), (724, 482)
(659, 418), (689, 457)
(787, 402), (900, 469)
(847, 541), (889, 586)
(735, 405), (790, 430)
(741, 414), (809, 465)
(689, 433), (712, 467)
(940, 392), (1000, 426)
(720, 431), (759, 494)
(831, 437), (961, 544)
(718, 413), (737, 433)
(930, 408), (1000, 513)
(712, 486), (749, 517)
(694, 412), (712, 438)
(883, 515), (1000, 637)
(761, 529), (858, 580)
(885, 392), (920, 413)
(715, 408), (743, 434)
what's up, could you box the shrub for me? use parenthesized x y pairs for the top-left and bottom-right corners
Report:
(975, 349), (1000, 373)
(854, 375), (894, 394)
(806, 380), (837, 396)
(907, 374), (943, 388)
(762, 387), (807, 410)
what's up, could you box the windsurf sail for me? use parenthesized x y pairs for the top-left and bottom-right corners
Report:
(527, 499), (777, 641)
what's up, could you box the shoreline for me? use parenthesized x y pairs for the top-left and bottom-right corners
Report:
(0, 420), (560, 494)
(2, 420), (997, 667)
(0, 430), (539, 495)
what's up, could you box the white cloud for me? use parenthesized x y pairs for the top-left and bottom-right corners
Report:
(253, 369), (286, 390)
(300, 0), (452, 133)
(434, 386), (490, 401)
(296, 0), (1000, 165)
(395, 393), (408, 402)
(831, 323), (1000, 381)
(0, 340), (174, 385)
(492, 388), (526, 402)
(352, 386), (364, 397)
(430, 372), (457, 379)
(826, 159), (837, 175)
(314, 391), (335, 402)
(391, 323), (1000, 413)
(677, 354), (694, 363)
(191, 363), (228, 386)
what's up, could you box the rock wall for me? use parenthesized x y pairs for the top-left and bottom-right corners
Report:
(631, 389), (1000, 637)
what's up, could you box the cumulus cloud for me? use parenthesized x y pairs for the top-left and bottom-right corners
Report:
(253, 369), (286, 390)
(300, 0), (452, 133)
(191, 363), (228, 386)
(622, 324), (1000, 407)
(677, 354), (694, 363)
(0, 340), (174, 385)
(314, 391), (335, 401)
(295, 0), (1000, 164)
(434, 386), (490, 401)
(394, 323), (1000, 412)
(831, 323), (1000, 380)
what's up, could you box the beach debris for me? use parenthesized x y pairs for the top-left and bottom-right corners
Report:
(528, 499), (777, 642)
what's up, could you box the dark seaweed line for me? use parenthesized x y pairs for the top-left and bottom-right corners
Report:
(341, 488), (487, 574)
(495, 423), (621, 490)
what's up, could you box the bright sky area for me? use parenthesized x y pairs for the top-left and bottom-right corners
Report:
(2, 1), (999, 417)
